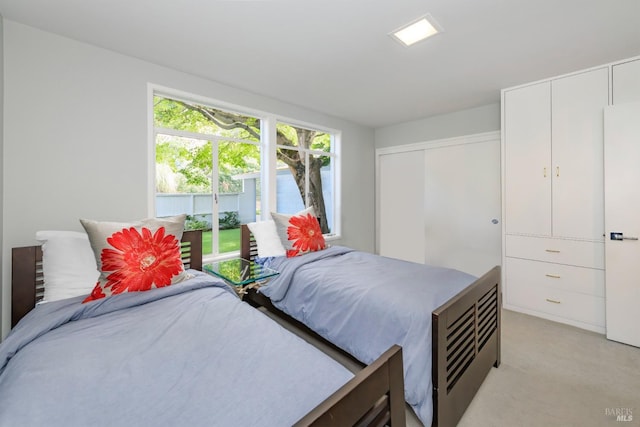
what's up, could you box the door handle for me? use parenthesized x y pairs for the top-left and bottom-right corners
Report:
(611, 232), (638, 241)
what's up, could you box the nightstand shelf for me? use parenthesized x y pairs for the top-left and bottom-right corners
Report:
(204, 258), (279, 298)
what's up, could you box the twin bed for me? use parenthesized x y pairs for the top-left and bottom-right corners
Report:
(5, 230), (406, 427)
(240, 224), (502, 427)
(5, 222), (501, 427)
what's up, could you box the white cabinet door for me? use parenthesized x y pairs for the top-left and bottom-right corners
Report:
(377, 150), (425, 263)
(612, 58), (640, 104)
(604, 101), (640, 348)
(504, 82), (552, 236)
(551, 68), (608, 240)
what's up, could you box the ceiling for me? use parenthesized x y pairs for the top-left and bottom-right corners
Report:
(1, 0), (640, 128)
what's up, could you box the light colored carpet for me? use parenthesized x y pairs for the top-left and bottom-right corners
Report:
(262, 308), (640, 426)
(457, 309), (640, 427)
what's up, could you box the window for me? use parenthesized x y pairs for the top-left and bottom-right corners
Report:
(153, 95), (261, 257)
(275, 122), (335, 235)
(152, 90), (340, 259)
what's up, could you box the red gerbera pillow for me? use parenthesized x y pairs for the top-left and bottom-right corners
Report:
(79, 215), (191, 303)
(271, 208), (327, 257)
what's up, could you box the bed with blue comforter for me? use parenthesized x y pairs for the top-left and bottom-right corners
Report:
(0, 271), (360, 427)
(242, 226), (502, 427)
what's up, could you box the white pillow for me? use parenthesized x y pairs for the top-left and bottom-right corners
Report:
(246, 220), (286, 258)
(35, 230), (100, 302)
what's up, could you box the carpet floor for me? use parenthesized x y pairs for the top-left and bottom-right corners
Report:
(457, 309), (639, 427)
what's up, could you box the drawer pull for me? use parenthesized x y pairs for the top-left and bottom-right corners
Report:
(545, 274), (561, 279)
(545, 249), (560, 253)
(546, 298), (561, 304)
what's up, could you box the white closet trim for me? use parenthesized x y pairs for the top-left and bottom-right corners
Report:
(375, 130), (500, 156)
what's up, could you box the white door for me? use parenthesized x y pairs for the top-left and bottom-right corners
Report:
(424, 139), (502, 277)
(604, 101), (640, 348)
(377, 150), (426, 263)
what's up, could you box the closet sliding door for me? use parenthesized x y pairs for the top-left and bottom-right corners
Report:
(424, 140), (501, 276)
(377, 150), (425, 264)
(376, 132), (501, 276)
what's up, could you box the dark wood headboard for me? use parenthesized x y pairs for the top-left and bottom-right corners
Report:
(240, 224), (258, 261)
(11, 229), (203, 328)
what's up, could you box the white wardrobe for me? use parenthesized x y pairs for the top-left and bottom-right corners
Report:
(502, 56), (640, 335)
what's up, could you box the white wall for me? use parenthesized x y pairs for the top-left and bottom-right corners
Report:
(374, 103), (500, 148)
(1, 20), (376, 336)
(0, 18), (4, 331)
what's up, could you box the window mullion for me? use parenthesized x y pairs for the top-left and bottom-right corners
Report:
(155, 126), (258, 146)
(212, 141), (220, 255)
(304, 151), (310, 208)
(263, 116), (278, 219)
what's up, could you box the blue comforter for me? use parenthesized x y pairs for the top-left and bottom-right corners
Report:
(260, 247), (477, 426)
(0, 271), (354, 427)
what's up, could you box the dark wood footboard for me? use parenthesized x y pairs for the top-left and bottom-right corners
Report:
(298, 344), (406, 426)
(241, 224), (502, 427)
(432, 265), (501, 427)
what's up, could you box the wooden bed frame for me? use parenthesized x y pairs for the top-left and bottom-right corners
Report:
(10, 229), (406, 427)
(240, 224), (502, 427)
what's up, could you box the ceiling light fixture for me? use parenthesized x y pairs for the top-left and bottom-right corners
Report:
(390, 15), (442, 47)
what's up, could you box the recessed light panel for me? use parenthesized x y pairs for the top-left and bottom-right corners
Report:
(391, 15), (442, 47)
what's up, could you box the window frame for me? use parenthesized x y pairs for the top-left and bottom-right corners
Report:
(148, 84), (342, 261)
(274, 119), (339, 236)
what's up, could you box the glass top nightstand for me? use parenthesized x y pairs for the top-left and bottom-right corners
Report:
(203, 258), (279, 297)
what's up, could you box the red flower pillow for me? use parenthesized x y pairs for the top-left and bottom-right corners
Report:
(79, 215), (191, 303)
(271, 208), (327, 257)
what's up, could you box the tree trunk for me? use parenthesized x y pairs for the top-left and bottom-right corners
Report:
(276, 128), (330, 234)
(308, 157), (329, 233)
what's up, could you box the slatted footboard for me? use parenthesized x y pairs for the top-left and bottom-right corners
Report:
(431, 265), (501, 427)
(297, 344), (406, 426)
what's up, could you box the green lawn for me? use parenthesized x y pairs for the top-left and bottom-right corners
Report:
(202, 228), (240, 255)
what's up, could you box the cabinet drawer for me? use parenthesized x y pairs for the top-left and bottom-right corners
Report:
(506, 262), (605, 327)
(505, 235), (604, 268)
(505, 257), (604, 297)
